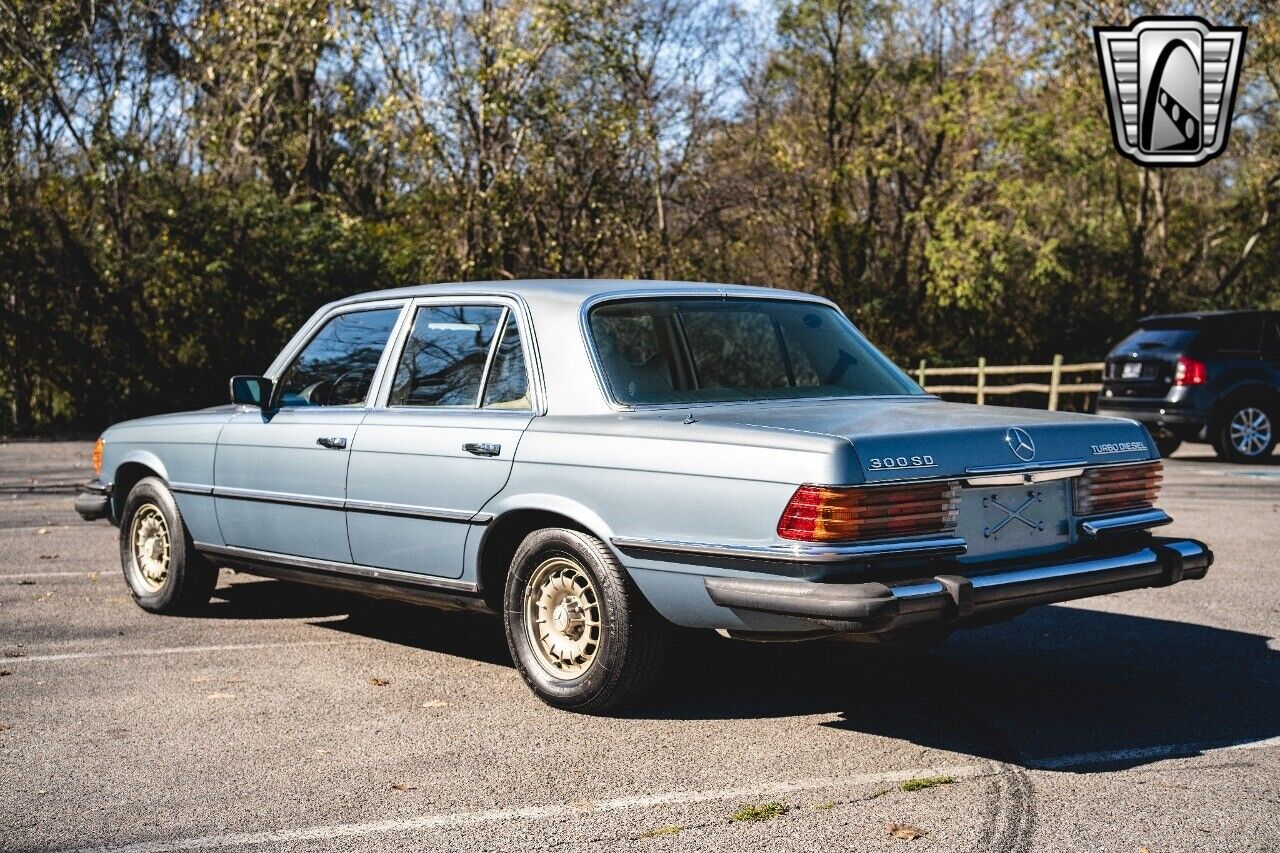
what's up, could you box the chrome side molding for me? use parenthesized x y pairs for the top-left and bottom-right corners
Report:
(195, 542), (480, 593)
(610, 535), (968, 564)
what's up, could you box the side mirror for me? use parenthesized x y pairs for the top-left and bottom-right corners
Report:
(230, 376), (273, 409)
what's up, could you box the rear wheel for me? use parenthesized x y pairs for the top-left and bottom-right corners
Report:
(1212, 398), (1276, 463)
(119, 477), (218, 613)
(503, 528), (670, 714)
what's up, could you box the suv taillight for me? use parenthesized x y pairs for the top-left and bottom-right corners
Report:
(1074, 462), (1162, 515)
(1173, 355), (1207, 386)
(778, 481), (960, 543)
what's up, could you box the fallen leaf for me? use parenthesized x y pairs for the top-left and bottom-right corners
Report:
(88, 572), (99, 581)
(0, 723), (9, 731)
(887, 822), (926, 841)
(422, 699), (448, 708)
(35, 528), (49, 535)
(390, 782), (417, 792)
(206, 692), (237, 700)
(38, 554), (58, 560)
(369, 677), (391, 687)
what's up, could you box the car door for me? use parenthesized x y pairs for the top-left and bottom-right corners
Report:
(214, 303), (406, 562)
(346, 298), (537, 578)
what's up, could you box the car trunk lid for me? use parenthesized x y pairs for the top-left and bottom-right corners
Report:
(688, 397), (1155, 484)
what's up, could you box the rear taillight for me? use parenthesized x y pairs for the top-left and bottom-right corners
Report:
(1173, 356), (1207, 386)
(92, 437), (104, 478)
(1074, 462), (1162, 515)
(778, 481), (960, 543)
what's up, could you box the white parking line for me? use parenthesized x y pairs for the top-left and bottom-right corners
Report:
(62, 764), (986, 853)
(1, 571), (104, 580)
(1027, 734), (1280, 770)
(3, 639), (359, 664)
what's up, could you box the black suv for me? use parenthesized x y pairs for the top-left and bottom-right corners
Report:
(1097, 311), (1280, 462)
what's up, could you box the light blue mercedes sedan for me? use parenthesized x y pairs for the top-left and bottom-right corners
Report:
(76, 280), (1211, 712)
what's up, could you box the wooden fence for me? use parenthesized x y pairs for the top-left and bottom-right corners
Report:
(913, 356), (1105, 410)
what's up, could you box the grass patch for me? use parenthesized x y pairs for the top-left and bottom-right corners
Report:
(730, 801), (789, 822)
(637, 825), (682, 838)
(813, 800), (837, 811)
(899, 775), (955, 793)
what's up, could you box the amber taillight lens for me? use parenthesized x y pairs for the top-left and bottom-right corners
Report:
(92, 437), (104, 478)
(777, 481), (961, 543)
(1074, 462), (1162, 515)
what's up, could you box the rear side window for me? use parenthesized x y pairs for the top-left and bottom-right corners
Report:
(277, 308), (402, 407)
(481, 312), (531, 410)
(389, 306), (504, 406)
(1197, 317), (1264, 355)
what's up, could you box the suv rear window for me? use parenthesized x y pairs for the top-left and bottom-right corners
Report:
(588, 297), (919, 405)
(1111, 326), (1198, 354)
(1197, 316), (1264, 355)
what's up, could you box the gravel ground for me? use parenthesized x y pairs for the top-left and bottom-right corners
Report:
(0, 440), (1277, 852)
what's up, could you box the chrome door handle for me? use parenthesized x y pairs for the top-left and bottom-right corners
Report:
(463, 442), (501, 457)
(316, 437), (348, 450)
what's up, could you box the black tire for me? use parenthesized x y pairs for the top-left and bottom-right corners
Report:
(1153, 434), (1182, 458)
(118, 476), (218, 613)
(503, 528), (670, 714)
(1210, 396), (1277, 463)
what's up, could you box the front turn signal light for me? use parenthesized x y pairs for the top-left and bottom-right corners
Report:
(92, 437), (104, 478)
(777, 480), (960, 543)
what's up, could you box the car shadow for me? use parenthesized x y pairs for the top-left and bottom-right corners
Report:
(215, 577), (1279, 773)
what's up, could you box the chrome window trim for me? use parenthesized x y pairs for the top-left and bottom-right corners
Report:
(610, 534), (968, 564)
(266, 299), (413, 411)
(373, 294), (544, 415)
(194, 542), (479, 593)
(577, 289), (924, 412)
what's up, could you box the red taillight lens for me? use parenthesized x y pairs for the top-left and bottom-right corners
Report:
(777, 481), (960, 543)
(1074, 462), (1162, 515)
(1174, 356), (1207, 386)
(92, 437), (104, 478)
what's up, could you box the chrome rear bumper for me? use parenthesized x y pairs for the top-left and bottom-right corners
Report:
(703, 537), (1211, 635)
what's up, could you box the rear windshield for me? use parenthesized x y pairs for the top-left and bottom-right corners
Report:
(1112, 326), (1199, 354)
(587, 298), (920, 405)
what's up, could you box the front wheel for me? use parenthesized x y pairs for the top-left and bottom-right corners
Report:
(119, 477), (218, 613)
(504, 528), (670, 714)
(1212, 399), (1276, 463)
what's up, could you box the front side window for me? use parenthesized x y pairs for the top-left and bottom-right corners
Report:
(277, 308), (402, 407)
(588, 298), (919, 405)
(389, 306), (505, 406)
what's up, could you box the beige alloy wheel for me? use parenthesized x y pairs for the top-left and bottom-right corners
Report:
(523, 556), (604, 680)
(127, 502), (171, 594)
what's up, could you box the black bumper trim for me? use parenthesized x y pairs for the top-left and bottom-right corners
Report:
(74, 480), (111, 521)
(703, 537), (1212, 635)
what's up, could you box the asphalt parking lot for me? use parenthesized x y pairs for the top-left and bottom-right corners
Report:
(1, 441), (1278, 852)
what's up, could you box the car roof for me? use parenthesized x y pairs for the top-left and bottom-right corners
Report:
(1140, 309), (1280, 326)
(333, 278), (829, 309)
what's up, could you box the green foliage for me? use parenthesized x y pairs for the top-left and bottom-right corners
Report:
(1, 0), (1278, 433)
